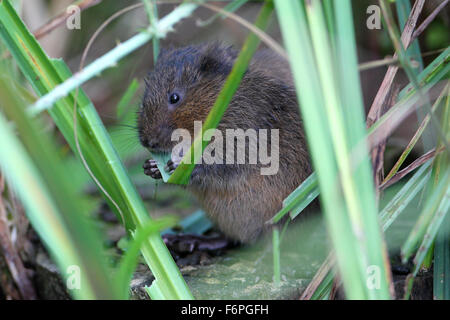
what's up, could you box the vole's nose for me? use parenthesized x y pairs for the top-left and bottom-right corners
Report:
(140, 136), (159, 150)
(148, 141), (160, 150)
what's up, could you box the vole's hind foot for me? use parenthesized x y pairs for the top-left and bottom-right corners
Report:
(143, 159), (162, 179)
(165, 159), (179, 174)
(162, 233), (236, 255)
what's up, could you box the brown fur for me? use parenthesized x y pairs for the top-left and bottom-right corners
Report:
(138, 43), (311, 243)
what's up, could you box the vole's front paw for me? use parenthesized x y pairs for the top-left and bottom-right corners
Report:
(143, 159), (162, 179)
(165, 158), (180, 174)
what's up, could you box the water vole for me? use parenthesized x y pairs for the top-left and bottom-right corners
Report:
(138, 43), (311, 243)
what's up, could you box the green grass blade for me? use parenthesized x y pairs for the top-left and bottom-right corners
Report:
(401, 169), (450, 263)
(379, 160), (432, 231)
(411, 169), (450, 274)
(383, 84), (448, 184)
(145, 280), (165, 300)
(268, 172), (318, 224)
(167, 0), (274, 185)
(273, 228), (281, 285)
(434, 210), (450, 299)
(401, 90), (450, 263)
(275, 0), (364, 299)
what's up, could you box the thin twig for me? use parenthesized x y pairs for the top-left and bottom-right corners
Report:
(199, 2), (288, 60)
(382, 83), (448, 185)
(358, 48), (446, 71)
(379, 147), (443, 191)
(411, 0), (449, 42)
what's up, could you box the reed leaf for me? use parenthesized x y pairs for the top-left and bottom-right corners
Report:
(167, 0), (274, 185)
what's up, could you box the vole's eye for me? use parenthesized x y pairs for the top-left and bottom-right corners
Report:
(169, 92), (181, 105)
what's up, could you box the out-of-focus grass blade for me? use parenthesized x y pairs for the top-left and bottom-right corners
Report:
(433, 91), (450, 300)
(116, 217), (177, 299)
(272, 50), (449, 225)
(0, 0), (192, 299)
(145, 280), (165, 300)
(434, 210), (450, 299)
(310, 271), (334, 300)
(401, 91), (450, 263)
(275, 0), (389, 299)
(305, 159), (432, 300)
(116, 78), (140, 119)
(272, 228), (280, 285)
(167, 0), (274, 185)
(0, 79), (120, 299)
(380, 160), (432, 231)
(275, 0), (391, 299)
(410, 169), (450, 272)
(403, 89), (450, 299)
(401, 169), (449, 263)
(383, 84), (447, 184)
(398, 47), (449, 101)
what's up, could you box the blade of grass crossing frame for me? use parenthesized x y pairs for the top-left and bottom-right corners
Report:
(401, 91), (450, 263)
(311, 0), (392, 298)
(334, 2), (391, 290)
(274, 0), (366, 299)
(167, 0), (274, 185)
(273, 228), (281, 285)
(275, 0), (392, 299)
(383, 84), (448, 184)
(434, 210), (450, 299)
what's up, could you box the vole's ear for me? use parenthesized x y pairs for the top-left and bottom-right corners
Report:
(199, 55), (229, 74)
(199, 44), (236, 75)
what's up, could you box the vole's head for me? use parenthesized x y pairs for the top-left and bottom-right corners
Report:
(138, 43), (237, 153)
